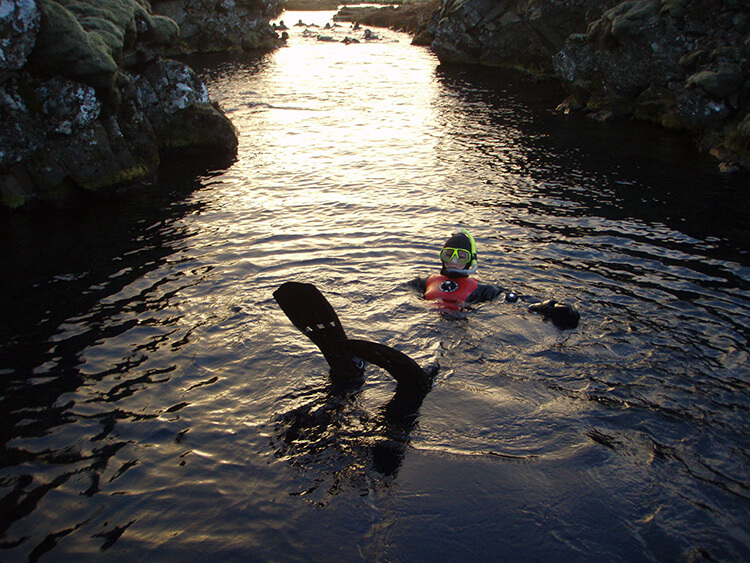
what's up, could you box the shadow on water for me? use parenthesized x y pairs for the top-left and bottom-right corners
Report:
(176, 51), (273, 92)
(0, 156), (223, 556)
(273, 373), (428, 503)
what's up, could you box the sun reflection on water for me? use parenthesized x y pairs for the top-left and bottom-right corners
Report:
(190, 12), (451, 283)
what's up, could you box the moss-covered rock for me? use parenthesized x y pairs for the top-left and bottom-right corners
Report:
(148, 14), (180, 46)
(0, 172), (31, 209)
(429, 0), (622, 73)
(736, 113), (750, 148)
(608, 0), (660, 38)
(333, 1), (440, 36)
(552, 0), (750, 168)
(132, 58), (238, 153)
(687, 64), (744, 100)
(1, 0), (243, 210)
(29, 0), (119, 90)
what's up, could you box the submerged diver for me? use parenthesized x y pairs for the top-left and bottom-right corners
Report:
(409, 229), (580, 329)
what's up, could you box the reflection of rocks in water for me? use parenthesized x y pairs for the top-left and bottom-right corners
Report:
(0, 170), (208, 549)
(273, 382), (425, 505)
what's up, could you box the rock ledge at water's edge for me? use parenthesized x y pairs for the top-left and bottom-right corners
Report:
(0, 0), (283, 210)
(351, 0), (750, 173)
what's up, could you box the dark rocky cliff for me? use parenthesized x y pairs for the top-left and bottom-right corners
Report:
(0, 0), (282, 210)
(423, 0), (750, 171)
(427, 0), (620, 72)
(151, 0), (283, 53)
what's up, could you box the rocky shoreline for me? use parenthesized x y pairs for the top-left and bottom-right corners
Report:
(2, 1), (747, 211)
(345, 0), (749, 173)
(152, 0), (283, 54)
(0, 0), (283, 211)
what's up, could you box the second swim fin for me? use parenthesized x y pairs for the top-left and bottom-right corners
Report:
(347, 339), (432, 391)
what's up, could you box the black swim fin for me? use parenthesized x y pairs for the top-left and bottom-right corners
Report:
(273, 282), (432, 390)
(273, 282), (364, 384)
(347, 339), (432, 391)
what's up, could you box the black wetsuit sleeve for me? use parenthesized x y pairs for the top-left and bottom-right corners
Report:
(528, 299), (580, 329)
(468, 284), (581, 329)
(465, 283), (505, 304)
(407, 276), (427, 294)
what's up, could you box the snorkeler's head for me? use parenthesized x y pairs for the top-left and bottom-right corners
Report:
(440, 228), (478, 277)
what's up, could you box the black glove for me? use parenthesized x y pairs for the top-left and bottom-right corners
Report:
(528, 299), (580, 329)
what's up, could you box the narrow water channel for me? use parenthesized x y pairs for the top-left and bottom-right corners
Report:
(1, 10), (749, 561)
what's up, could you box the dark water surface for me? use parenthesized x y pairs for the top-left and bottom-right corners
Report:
(2, 11), (750, 561)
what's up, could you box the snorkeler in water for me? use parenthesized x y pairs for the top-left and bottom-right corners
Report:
(408, 228), (580, 329)
(273, 229), (579, 391)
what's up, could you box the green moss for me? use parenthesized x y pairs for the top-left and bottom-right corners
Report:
(720, 115), (750, 154)
(242, 32), (261, 51)
(610, 1), (660, 37)
(633, 86), (686, 130)
(661, 0), (689, 18)
(156, 105), (238, 153)
(633, 105), (685, 130)
(0, 175), (30, 209)
(688, 66), (743, 99)
(1, 192), (27, 209)
(62, 0), (149, 32)
(80, 16), (127, 55)
(584, 93), (611, 112)
(31, 1), (180, 87)
(148, 15), (179, 47)
(32, 0), (118, 89)
(81, 161), (155, 191)
(659, 111), (685, 130)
